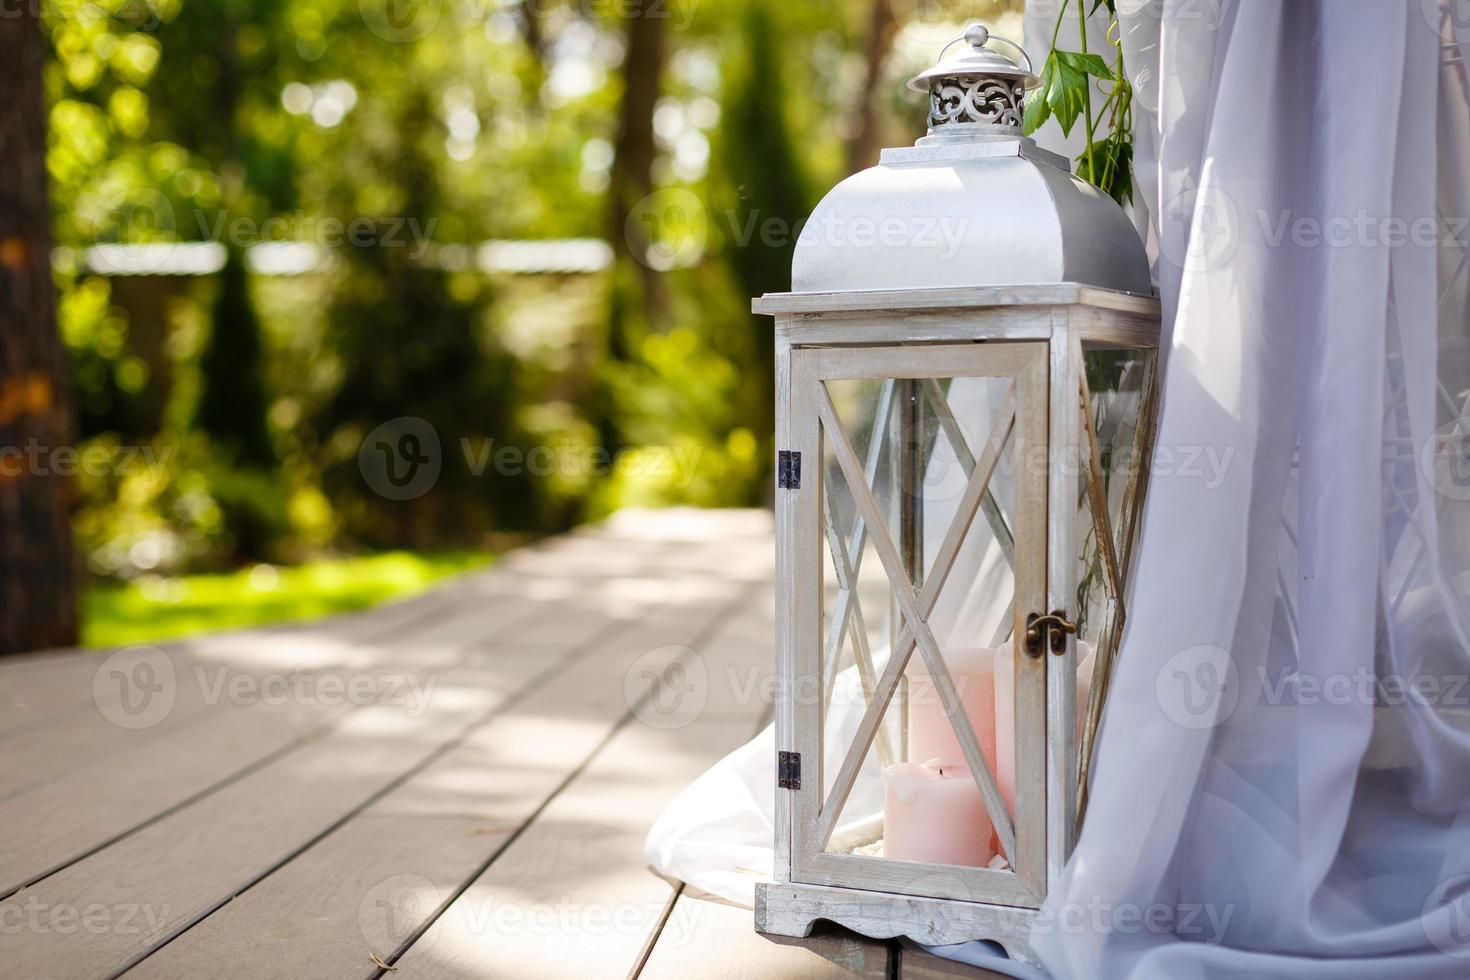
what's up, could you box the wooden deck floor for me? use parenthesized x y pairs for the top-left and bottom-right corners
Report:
(1, 509), (1003, 980)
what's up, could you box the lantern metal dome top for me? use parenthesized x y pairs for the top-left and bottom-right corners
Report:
(789, 22), (1150, 296)
(907, 24), (1042, 137)
(908, 24), (1042, 91)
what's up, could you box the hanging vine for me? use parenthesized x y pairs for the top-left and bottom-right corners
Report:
(1023, 0), (1134, 206)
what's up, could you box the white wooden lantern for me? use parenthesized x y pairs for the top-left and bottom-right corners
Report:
(754, 25), (1162, 965)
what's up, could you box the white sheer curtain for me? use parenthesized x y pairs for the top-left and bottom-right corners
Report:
(1025, 1), (1470, 977)
(647, 2), (1470, 976)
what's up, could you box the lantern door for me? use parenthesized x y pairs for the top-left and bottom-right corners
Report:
(1045, 335), (1159, 872)
(779, 341), (1051, 907)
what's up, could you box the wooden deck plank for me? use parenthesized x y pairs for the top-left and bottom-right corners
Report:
(631, 586), (900, 980)
(0, 548), (647, 831)
(0, 673), (262, 802)
(639, 894), (888, 980)
(382, 712), (759, 980)
(121, 593), (745, 980)
(377, 592), (775, 979)
(0, 590), (542, 803)
(0, 653), (159, 741)
(0, 694), (356, 899)
(0, 587), (459, 747)
(0, 660), (546, 978)
(0, 601), (541, 898)
(693, 589), (776, 719)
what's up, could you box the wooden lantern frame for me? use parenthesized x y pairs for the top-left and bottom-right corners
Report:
(755, 283), (1162, 964)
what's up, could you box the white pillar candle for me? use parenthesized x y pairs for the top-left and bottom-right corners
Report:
(906, 647), (998, 773)
(882, 759), (994, 866)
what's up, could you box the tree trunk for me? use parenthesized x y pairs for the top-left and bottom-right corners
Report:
(606, 8), (669, 329)
(845, 0), (898, 174)
(595, 8), (669, 453)
(0, 9), (79, 654)
(516, 2), (547, 78)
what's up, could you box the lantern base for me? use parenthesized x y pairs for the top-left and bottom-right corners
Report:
(755, 880), (1039, 967)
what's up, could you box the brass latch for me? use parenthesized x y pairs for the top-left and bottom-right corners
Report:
(1024, 611), (1078, 657)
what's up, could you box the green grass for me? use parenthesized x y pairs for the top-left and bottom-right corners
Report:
(81, 551), (495, 648)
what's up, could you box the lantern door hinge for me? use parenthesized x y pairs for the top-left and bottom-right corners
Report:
(1024, 611), (1079, 657)
(777, 451), (801, 489)
(777, 751), (801, 789)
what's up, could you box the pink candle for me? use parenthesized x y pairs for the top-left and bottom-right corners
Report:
(993, 639), (1095, 819)
(882, 759), (994, 866)
(994, 642), (1017, 818)
(906, 647), (998, 772)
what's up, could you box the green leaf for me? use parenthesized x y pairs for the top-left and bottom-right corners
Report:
(1075, 135), (1134, 205)
(1107, 141), (1135, 205)
(1090, 0), (1117, 16)
(1046, 54), (1088, 136)
(1061, 50), (1113, 80)
(1023, 92), (1052, 134)
(1023, 55), (1057, 134)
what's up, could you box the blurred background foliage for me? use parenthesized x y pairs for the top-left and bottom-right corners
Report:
(44, 0), (1022, 642)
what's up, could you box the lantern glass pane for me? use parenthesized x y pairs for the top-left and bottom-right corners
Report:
(1073, 345), (1155, 775)
(815, 373), (1023, 872)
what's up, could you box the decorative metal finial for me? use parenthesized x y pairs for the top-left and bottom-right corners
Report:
(906, 23), (1042, 139)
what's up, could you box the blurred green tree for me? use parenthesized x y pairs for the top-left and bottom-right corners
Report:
(712, 1), (815, 462)
(312, 70), (536, 548)
(195, 249), (276, 469)
(31, 0), (1035, 596)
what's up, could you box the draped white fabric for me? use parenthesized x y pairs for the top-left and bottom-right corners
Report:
(1029, 2), (1470, 977)
(645, 2), (1470, 976)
